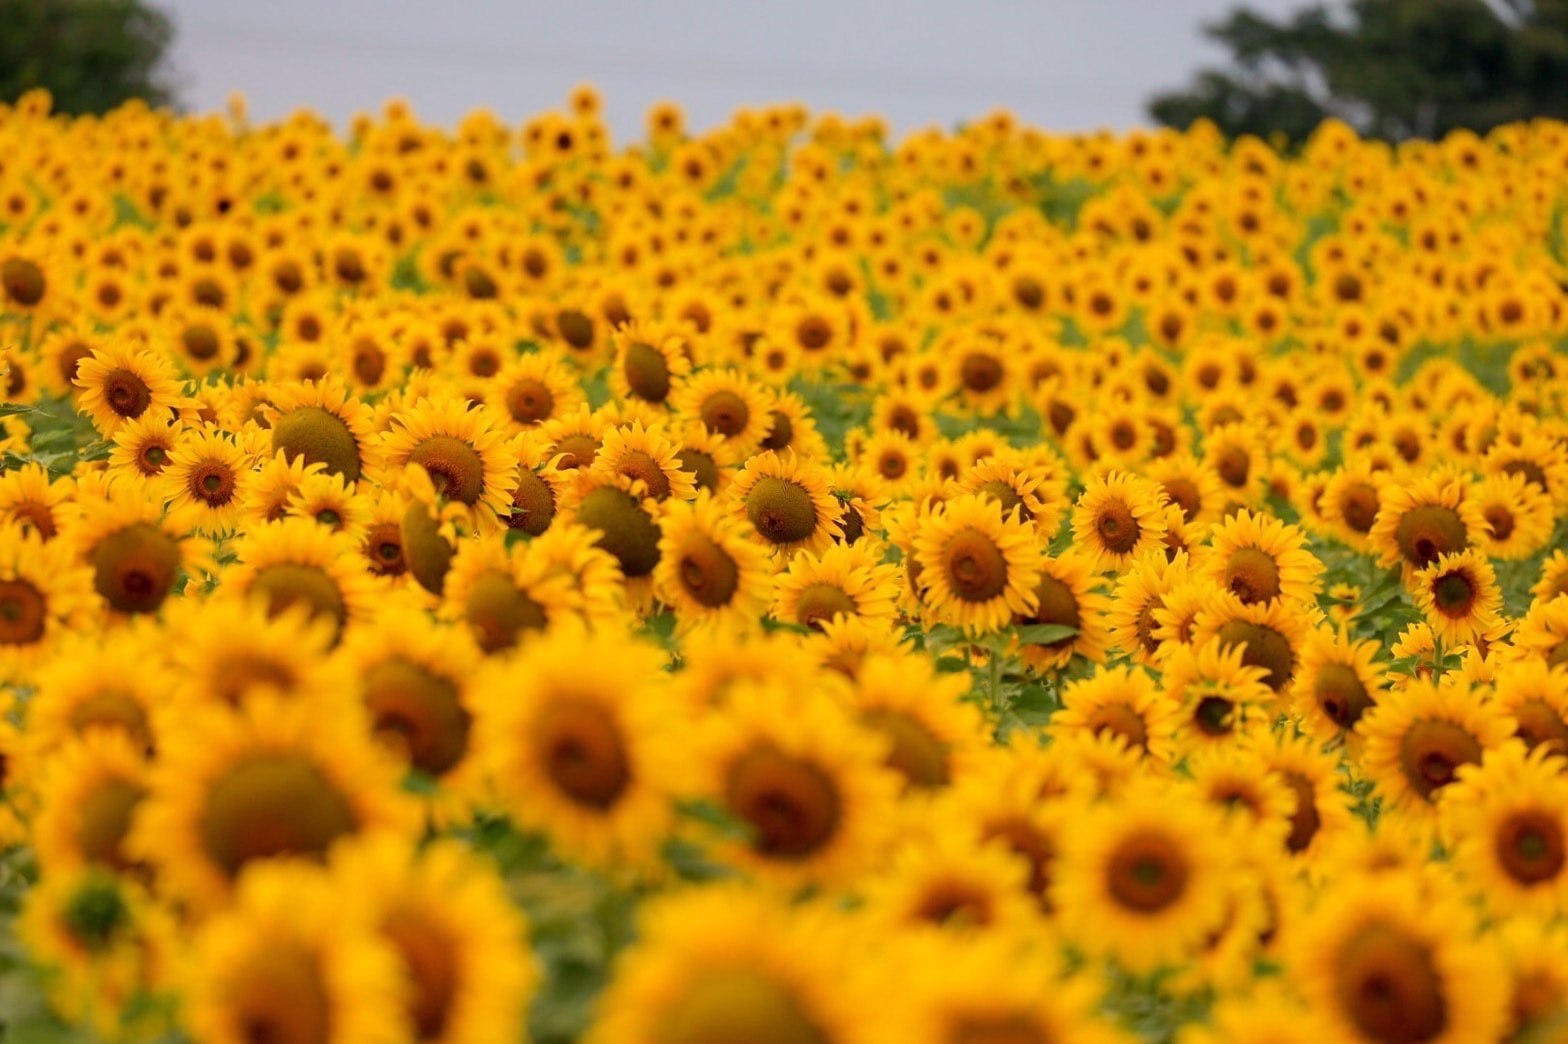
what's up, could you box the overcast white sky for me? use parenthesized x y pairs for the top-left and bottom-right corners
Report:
(158, 0), (1314, 140)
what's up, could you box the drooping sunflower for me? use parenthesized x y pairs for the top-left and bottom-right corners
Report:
(1203, 508), (1324, 607)
(72, 339), (185, 437)
(653, 490), (775, 636)
(1070, 470), (1170, 573)
(1052, 778), (1238, 973)
(475, 622), (678, 872)
(1369, 472), (1487, 572)
(1293, 626), (1388, 749)
(0, 522), (98, 683)
(912, 492), (1041, 635)
(377, 396), (519, 524)
(1288, 870), (1508, 1044)
(773, 540), (899, 633)
(221, 517), (381, 643)
(727, 449), (845, 557)
(1410, 547), (1504, 646)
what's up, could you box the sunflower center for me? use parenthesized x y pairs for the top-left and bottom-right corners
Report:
(1334, 922), (1447, 1044)
(508, 470), (557, 536)
(1213, 446), (1250, 489)
(836, 500), (865, 545)
(0, 578), (46, 645)
(793, 583), (856, 630)
(1194, 696), (1234, 736)
(408, 436), (486, 506)
(192, 462), (237, 507)
(1095, 501), (1141, 555)
(1430, 572), (1475, 615)
(533, 700), (629, 810)
(1513, 699), (1568, 754)
(700, 391), (751, 437)
(464, 573), (548, 654)
(137, 442), (170, 474)
(1503, 460), (1547, 490)
(961, 353), (1003, 393)
(577, 486), (661, 577)
(75, 778), (146, 871)
(556, 309), (595, 351)
(199, 754), (358, 877)
(1023, 575), (1081, 650)
(1214, 619), (1295, 691)
(1282, 771), (1321, 853)
(102, 368), (152, 419)
(616, 450), (672, 500)
(363, 521), (407, 580)
(677, 448), (720, 493)
(948, 1014), (1048, 1044)
(272, 406), (361, 481)
(677, 536), (740, 609)
(1224, 547), (1281, 604)
(364, 659), (470, 776)
(384, 910), (459, 1041)
(1483, 505), (1514, 542)
(228, 943), (332, 1044)
(725, 746), (841, 859)
(796, 317), (832, 351)
(977, 480), (1031, 522)
(249, 564), (347, 641)
(68, 691), (153, 753)
(745, 477), (818, 546)
(658, 968), (829, 1044)
(912, 879), (993, 927)
(1090, 704), (1149, 753)
(506, 379), (555, 424)
(550, 434), (600, 470)
(1398, 719), (1484, 801)
(862, 709), (950, 788)
(1315, 663), (1374, 729)
(1, 258), (45, 306)
(623, 342), (671, 402)
(1107, 832), (1188, 913)
(1394, 505), (1467, 568)
(1162, 478), (1201, 522)
(1496, 810), (1566, 885)
(760, 410), (794, 452)
(91, 523), (181, 614)
(942, 528), (1008, 603)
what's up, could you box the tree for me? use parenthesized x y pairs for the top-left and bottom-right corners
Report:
(0, 0), (177, 116)
(1150, 0), (1568, 146)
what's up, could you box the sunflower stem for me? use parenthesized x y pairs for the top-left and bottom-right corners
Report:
(988, 650), (1005, 717)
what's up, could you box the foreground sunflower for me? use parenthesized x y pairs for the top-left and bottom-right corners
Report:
(221, 517), (381, 643)
(727, 449), (845, 556)
(377, 396), (519, 524)
(912, 492), (1041, 635)
(1070, 470), (1170, 574)
(654, 490), (775, 635)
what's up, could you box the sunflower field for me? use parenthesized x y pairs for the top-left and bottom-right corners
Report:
(0, 81), (1566, 1042)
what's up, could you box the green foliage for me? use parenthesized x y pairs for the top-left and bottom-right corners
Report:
(1151, 0), (1568, 146)
(0, 0), (176, 116)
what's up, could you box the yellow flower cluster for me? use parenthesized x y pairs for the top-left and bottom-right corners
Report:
(1, 81), (1567, 1041)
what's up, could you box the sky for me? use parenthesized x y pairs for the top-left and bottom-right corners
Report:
(158, 0), (1315, 140)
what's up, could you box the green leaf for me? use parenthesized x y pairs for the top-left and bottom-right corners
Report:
(0, 404), (33, 418)
(675, 799), (753, 843)
(1010, 623), (1078, 645)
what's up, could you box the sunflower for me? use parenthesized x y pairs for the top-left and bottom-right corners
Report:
(851, 650), (987, 793)
(1441, 740), (1568, 917)
(1145, 452), (1226, 530)
(286, 469), (373, 539)
(1204, 508), (1323, 607)
(154, 425), (253, 536)
(1185, 745), (1299, 852)
(1010, 550), (1111, 673)
(26, 627), (166, 758)
(1052, 664), (1181, 764)
(1369, 472), (1486, 571)
(485, 348), (585, 431)
(475, 622), (677, 871)
(183, 860), (407, 1044)
(31, 726), (150, 877)
(1070, 470), (1170, 573)
(912, 492), (1041, 635)
(108, 412), (185, 480)
(587, 885), (870, 1044)
(262, 376), (380, 483)
(1357, 675), (1515, 819)
(566, 470), (665, 593)
(1492, 659), (1568, 754)
(1470, 470), (1556, 560)
(1288, 870), (1508, 1044)
(221, 517), (381, 644)
(1293, 626), (1387, 748)
(1495, 917), (1568, 1038)
(1516, 594), (1568, 669)
(727, 449), (845, 557)
(329, 835), (537, 1044)
(955, 451), (1068, 541)
(1191, 590), (1312, 697)
(1052, 778), (1237, 973)
(1104, 550), (1194, 665)
(1318, 461), (1389, 552)
(609, 319), (692, 407)
(773, 541), (898, 633)
(860, 830), (1040, 934)
(378, 396), (518, 524)
(696, 677), (899, 889)
(1202, 421), (1267, 506)
(1533, 550), (1568, 610)
(439, 531), (583, 652)
(1160, 637), (1274, 751)
(0, 522), (97, 683)
(587, 420), (697, 503)
(671, 366), (774, 457)
(72, 339), (185, 437)
(130, 693), (416, 913)
(1248, 726), (1356, 861)
(653, 490), (775, 636)
(758, 387), (830, 460)
(0, 462), (74, 541)
(1410, 547), (1504, 646)
(1484, 424), (1568, 511)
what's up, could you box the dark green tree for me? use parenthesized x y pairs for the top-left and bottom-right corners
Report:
(0, 0), (177, 116)
(1151, 0), (1568, 146)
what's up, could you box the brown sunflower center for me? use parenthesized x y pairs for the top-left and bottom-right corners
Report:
(136, 442), (171, 474)
(577, 486), (661, 577)
(1, 258), (45, 306)
(700, 390), (751, 438)
(91, 523), (181, 614)
(556, 310), (595, 351)
(977, 480), (1032, 522)
(408, 435), (486, 506)
(400, 504), (452, 595)
(1095, 501), (1141, 555)
(199, 754), (358, 877)
(0, 578), (46, 645)
(102, 368), (152, 419)
(745, 477), (818, 546)
(1162, 478), (1201, 521)
(1107, 832), (1188, 913)
(1213, 446), (1250, 489)
(961, 353), (1004, 393)
(551, 434), (600, 470)
(361, 523), (406, 578)
(1394, 505), (1467, 568)
(533, 700), (629, 809)
(760, 410), (794, 452)
(1214, 619), (1295, 691)
(1282, 771), (1321, 854)
(506, 378), (555, 425)
(948, 1014), (1048, 1044)
(862, 708), (949, 789)
(796, 316), (832, 351)
(1315, 663), (1374, 730)
(191, 461), (237, 507)
(983, 817), (1055, 906)
(272, 406), (361, 481)
(1090, 703), (1149, 753)
(1513, 699), (1568, 754)
(229, 944), (332, 1044)
(943, 528), (1008, 603)
(1194, 696), (1235, 736)
(75, 777), (146, 871)
(725, 746), (841, 859)
(1430, 572), (1475, 616)
(1483, 505), (1515, 542)
(384, 910), (459, 1041)
(616, 450), (672, 500)
(1023, 575), (1080, 650)
(508, 470), (557, 536)
(658, 969), (829, 1044)
(677, 448), (720, 494)
(365, 659), (470, 777)
(793, 583), (856, 631)
(622, 342), (671, 402)
(1496, 809), (1566, 885)
(1334, 922), (1447, 1044)
(249, 564), (347, 640)
(68, 691), (153, 753)
(677, 537), (740, 609)
(1224, 547), (1281, 604)
(465, 573), (548, 654)
(1398, 719), (1483, 801)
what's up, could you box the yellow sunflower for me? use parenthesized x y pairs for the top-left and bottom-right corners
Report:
(1470, 470), (1556, 560)
(851, 650), (988, 793)
(377, 396), (519, 523)
(221, 517), (381, 644)
(26, 626), (166, 758)
(773, 540), (899, 632)
(1159, 637), (1274, 752)
(608, 319), (693, 408)
(727, 449), (845, 556)
(587, 419), (697, 503)
(1204, 508), (1324, 607)
(1409, 547), (1504, 646)
(1012, 550), (1112, 672)
(154, 425), (254, 536)
(654, 490), (775, 636)
(485, 347), (587, 431)
(1516, 594), (1568, 670)
(1492, 658), (1568, 754)
(1369, 472), (1487, 571)
(1191, 589), (1313, 697)
(1293, 626), (1387, 749)
(1441, 740), (1568, 918)
(0, 522), (98, 683)
(108, 412), (185, 480)
(31, 730), (149, 874)
(912, 492), (1041, 635)
(71, 339), (185, 437)
(0, 461), (75, 540)
(1070, 470), (1170, 573)
(671, 366), (774, 457)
